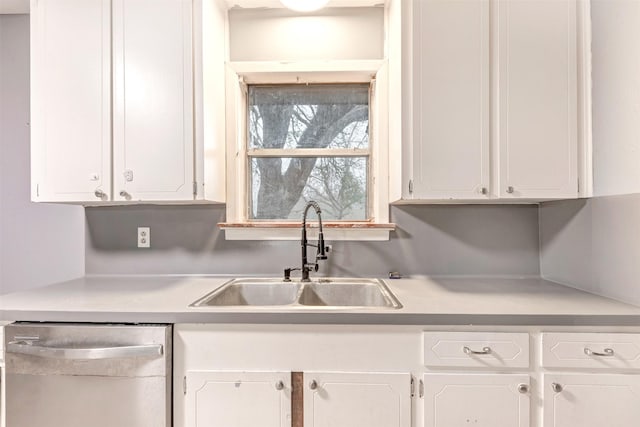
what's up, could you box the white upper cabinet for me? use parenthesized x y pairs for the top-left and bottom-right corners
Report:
(30, 0), (212, 204)
(30, 0), (111, 202)
(411, 0), (490, 200)
(112, 0), (194, 201)
(401, 0), (587, 202)
(498, 0), (578, 199)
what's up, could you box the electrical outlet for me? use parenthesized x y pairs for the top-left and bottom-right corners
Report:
(137, 227), (150, 248)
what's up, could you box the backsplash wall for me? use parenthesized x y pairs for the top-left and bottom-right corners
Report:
(540, 194), (640, 307)
(85, 204), (540, 277)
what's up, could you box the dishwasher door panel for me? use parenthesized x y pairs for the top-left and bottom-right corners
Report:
(4, 323), (171, 427)
(6, 373), (167, 427)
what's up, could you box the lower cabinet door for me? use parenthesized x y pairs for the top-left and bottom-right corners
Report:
(423, 373), (530, 427)
(543, 374), (640, 427)
(303, 372), (411, 427)
(185, 371), (291, 427)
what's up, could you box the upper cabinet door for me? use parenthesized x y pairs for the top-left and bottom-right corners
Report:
(411, 0), (490, 200)
(112, 0), (194, 201)
(498, 0), (578, 199)
(30, 0), (112, 202)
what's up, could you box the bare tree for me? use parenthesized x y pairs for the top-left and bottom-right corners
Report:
(251, 96), (368, 219)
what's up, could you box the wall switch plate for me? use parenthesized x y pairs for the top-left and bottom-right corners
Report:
(138, 227), (150, 248)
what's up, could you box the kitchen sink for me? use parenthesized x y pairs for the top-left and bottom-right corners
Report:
(189, 278), (402, 309)
(190, 280), (301, 306)
(298, 281), (400, 308)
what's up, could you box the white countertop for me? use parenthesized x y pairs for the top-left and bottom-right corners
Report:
(1, 275), (640, 325)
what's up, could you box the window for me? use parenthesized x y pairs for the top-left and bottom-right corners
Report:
(220, 62), (394, 241)
(248, 84), (370, 221)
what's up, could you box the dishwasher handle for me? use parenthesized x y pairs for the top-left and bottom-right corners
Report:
(7, 341), (163, 360)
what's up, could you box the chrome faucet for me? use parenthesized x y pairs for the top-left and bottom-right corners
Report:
(284, 200), (329, 282)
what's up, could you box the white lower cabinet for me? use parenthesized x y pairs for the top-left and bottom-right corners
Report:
(543, 374), (640, 427)
(185, 371), (291, 427)
(423, 374), (530, 427)
(304, 372), (411, 427)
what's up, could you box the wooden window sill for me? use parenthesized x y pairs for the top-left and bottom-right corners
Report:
(218, 222), (396, 241)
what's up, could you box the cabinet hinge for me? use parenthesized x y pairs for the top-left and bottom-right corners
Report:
(193, 182), (198, 196)
(410, 377), (415, 398)
(408, 179), (414, 194)
(419, 379), (424, 398)
(183, 376), (187, 395)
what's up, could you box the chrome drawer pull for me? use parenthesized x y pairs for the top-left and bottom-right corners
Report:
(584, 347), (614, 357)
(463, 346), (492, 355)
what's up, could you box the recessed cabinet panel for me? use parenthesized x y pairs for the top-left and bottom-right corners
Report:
(30, 0), (111, 202)
(112, 0), (194, 201)
(303, 372), (411, 427)
(412, 0), (490, 199)
(542, 332), (640, 369)
(423, 374), (530, 427)
(185, 371), (291, 427)
(543, 374), (640, 427)
(423, 332), (530, 368)
(498, 0), (578, 198)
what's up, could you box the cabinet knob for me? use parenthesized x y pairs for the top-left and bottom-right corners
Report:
(119, 190), (131, 199)
(480, 187), (488, 195)
(94, 189), (106, 199)
(517, 384), (529, 394)
(275, 381), (284, 391)
(551, 383), (563, 393)
(506, 186), (515, 194)
(309, 380), (318, 390)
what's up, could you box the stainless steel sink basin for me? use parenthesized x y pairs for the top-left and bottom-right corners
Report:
(189, 278), (402, 309)
(298, 281), (401, 308)
(190, 280), (301, 306)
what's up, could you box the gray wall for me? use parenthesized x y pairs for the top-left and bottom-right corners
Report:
(85, 204), (541, 277)
(540, 195), (640, 306)
(0, 15), (84, 294)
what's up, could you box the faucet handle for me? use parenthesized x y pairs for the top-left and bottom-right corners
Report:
(283, 267), (300, 282)
(317, 232), (328, 260)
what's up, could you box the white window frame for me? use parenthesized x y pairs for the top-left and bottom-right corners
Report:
(221, 60), (394, 241)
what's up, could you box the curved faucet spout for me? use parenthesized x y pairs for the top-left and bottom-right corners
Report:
(301, 200), (328, 282)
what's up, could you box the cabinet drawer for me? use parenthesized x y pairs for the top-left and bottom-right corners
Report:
(542, 333), (640, 369)
(423, 332), (529, 368)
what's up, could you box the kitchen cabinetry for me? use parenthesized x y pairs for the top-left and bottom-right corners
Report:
(174, 325), (640, 427)
(185, 371), (291, 427)
(30, 0), (111, 202)
(423, 374), (530, 427)
(422, 332), (530, 427)
(174, 325), (415, 427)
(403, 0), (586, 201)
(31, 0), (202, 203)
(543, 374), (640, 427)
(304, 372), (411, 427)
(541, 332), (640, 426)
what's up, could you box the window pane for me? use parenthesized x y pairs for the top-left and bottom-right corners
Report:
(248, 84), (370, 150)
(250, 157), (368, 221)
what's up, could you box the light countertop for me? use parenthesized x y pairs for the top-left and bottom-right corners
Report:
(1, 275), (640, 325)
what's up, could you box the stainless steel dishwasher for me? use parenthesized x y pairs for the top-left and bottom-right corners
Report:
(4, 323), (171, 427)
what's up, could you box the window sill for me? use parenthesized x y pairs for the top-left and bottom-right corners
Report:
(218, 222), (395, 241)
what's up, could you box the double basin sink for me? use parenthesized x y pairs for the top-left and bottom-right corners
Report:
(190, 278), (402, 309)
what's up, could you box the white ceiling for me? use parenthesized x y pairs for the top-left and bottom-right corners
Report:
(0, 0), (29, 14)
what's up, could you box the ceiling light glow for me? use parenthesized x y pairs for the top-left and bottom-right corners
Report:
(280, 0), (330, 12)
